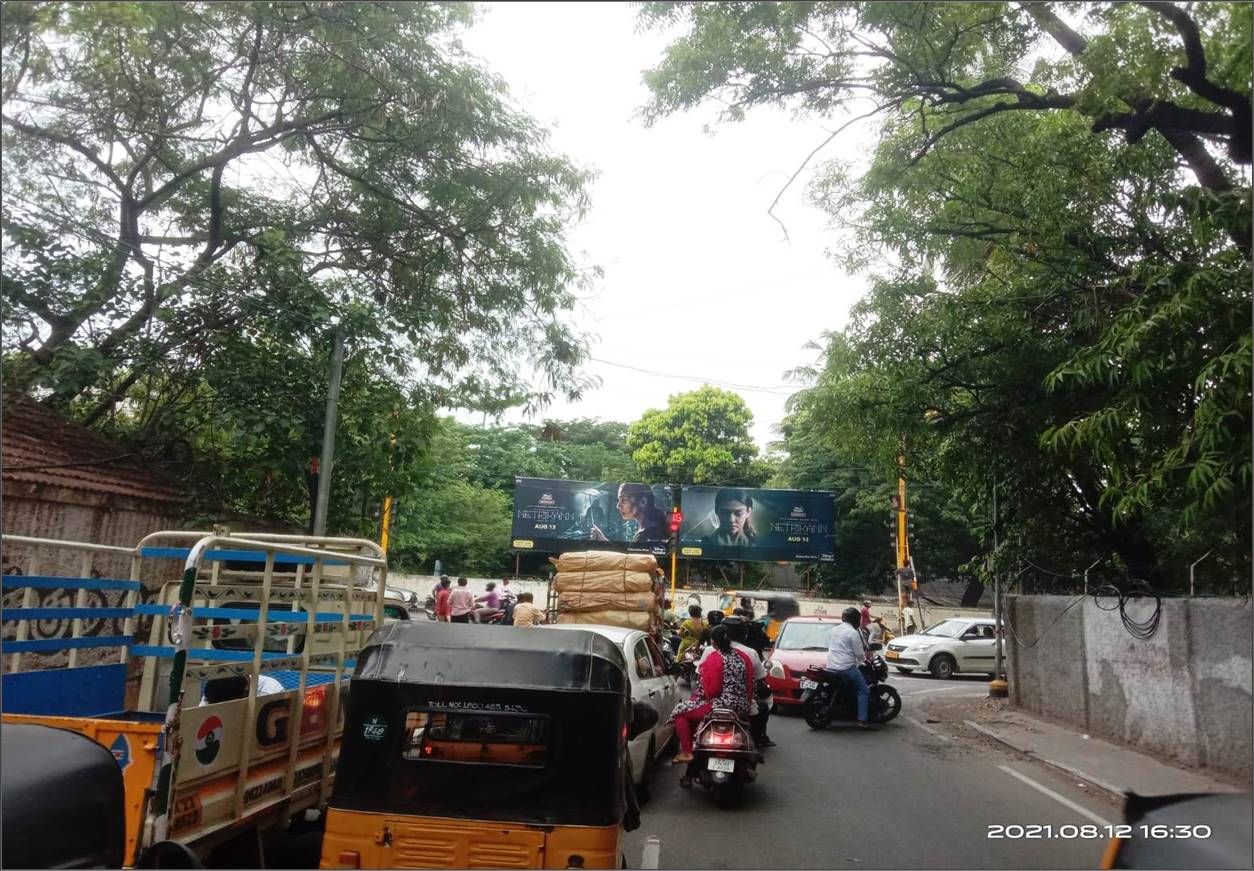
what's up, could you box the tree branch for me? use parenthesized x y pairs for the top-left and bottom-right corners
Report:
(0, 114), (129, 194)
(1136, 0), (1251, 162)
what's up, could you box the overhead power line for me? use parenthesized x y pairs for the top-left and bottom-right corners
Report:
(589, 357), (799, 396)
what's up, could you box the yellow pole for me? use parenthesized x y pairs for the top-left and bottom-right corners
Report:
(897, 458), (908, 571)
(897, 450), (909, 633)
(380, 494), (394, 554)
(379, 432), (398, 554)
(670, 550), (677, 601)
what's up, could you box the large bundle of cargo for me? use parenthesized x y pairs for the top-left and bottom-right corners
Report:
(553, 551), (660, 574)
(552, 571), (655, 594)
(550, 550), (664, 635)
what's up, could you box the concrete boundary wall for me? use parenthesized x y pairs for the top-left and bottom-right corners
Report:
(1008, 595), (1252, 781)
(389, 574), (991, 625)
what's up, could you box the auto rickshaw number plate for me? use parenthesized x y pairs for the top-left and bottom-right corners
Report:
(707, 757), (735, 772)
(799, 678), (818, 690)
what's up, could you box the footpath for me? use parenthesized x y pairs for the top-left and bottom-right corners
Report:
(924, 694), (1246, 804)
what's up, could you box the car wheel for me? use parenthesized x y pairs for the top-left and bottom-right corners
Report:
(636, 738), (655, 805)
(930, 653), (956, 680)
(895, 667), (914, 674)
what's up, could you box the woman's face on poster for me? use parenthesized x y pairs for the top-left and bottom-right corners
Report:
(716, 500), (751, 535)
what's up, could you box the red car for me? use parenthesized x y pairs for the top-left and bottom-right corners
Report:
(764, 616), (842, 706)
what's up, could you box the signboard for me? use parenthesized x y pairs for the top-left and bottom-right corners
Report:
(678, 486), (836, 563)
(511, 478), (674, 556)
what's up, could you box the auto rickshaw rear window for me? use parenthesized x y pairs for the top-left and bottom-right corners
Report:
(402, 709), (550, 768)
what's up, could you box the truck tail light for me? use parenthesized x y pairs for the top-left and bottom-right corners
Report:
(336, 850), (361, 869)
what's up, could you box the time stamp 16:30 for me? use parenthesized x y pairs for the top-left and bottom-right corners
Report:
(988, 824), (1212, 839)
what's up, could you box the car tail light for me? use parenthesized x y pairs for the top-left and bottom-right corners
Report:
(336, 851), (361, 869)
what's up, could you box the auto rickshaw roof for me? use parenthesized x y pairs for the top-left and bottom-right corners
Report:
(353, 621), (628, 693)
(724, 590), (800, 602)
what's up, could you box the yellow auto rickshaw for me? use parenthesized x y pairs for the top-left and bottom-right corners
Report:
(319, 621), (653, 870)
(719, 590), (801, 643)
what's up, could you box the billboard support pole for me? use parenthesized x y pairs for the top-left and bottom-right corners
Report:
(514, 552), (520, 578)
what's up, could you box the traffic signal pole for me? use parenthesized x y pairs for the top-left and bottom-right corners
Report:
(669, 507), (682, 601)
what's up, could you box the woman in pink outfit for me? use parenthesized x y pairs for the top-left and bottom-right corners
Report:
(666, 624), (753, 764)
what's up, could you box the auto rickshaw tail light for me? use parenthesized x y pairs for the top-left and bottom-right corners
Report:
(336, 850), (361, 869)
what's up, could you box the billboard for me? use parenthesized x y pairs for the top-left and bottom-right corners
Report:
(511, 478), (674, 556)
(678, 486), (836, 563)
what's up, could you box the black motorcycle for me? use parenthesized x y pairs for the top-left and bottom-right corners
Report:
(799, 644), (902, 729)
(685, 707), (760, 807)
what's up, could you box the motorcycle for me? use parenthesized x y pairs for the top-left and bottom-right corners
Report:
(422, 596), (436, 621)
(471, 607), (506, 624)
(674, 645), (700, 687)
(799, 643), (902, 729)
(684, 707), (760, 807)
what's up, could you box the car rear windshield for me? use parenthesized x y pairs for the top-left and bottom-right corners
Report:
(401, 709), (550, 768)
(775, 622), (835, 650)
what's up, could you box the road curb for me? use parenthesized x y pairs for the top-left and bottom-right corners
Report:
(963, 719), (1127, 803)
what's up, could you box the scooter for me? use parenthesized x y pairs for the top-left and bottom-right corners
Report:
(684, 707), (760, 808)
(799, 643), (902, 729)
(675, 646), (700, 687)
(422, 596), (436, 621)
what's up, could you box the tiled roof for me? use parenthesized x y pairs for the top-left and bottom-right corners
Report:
(2, 392), (186, 505)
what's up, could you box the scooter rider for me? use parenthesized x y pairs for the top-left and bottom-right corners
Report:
(827, 607), (873, 730)
(716, 615), (775, 747)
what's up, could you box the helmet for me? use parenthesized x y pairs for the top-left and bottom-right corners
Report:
(721, 615), (747, 643)
(842, 607), (861, 626)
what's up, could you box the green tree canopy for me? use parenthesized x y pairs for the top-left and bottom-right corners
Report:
(642, 1), (1251, 590)
(628, 386), (770, 486)
(2, 1), (597, 531)
(384, 416), (637, 575)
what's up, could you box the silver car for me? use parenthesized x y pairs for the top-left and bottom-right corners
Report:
(884, 617), (1002, 679)
(542, 624), (679, 801)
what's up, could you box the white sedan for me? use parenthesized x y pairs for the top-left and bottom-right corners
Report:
(542, 624), (678, 800)
(883, 617), (1003, 679)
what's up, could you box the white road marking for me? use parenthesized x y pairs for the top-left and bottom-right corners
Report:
(904, 716), (950, 741)
(997, 764), (1113, 827)
(641, 835), (661, 870)
(902, 686), (988, 696)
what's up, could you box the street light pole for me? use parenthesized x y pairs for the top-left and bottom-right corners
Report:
(1189, 550), (1213, 597)
(313, 327), (345, 537)
(988, 476), (1008, 699)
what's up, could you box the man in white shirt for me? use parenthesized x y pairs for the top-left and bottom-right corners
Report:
(826, 607), (871, 729)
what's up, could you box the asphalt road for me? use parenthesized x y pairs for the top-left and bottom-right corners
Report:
(248, 672), (1120, 870)
(623, 672), (1119, 870)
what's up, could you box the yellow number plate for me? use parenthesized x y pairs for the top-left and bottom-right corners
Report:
(885, 650), (899, 660)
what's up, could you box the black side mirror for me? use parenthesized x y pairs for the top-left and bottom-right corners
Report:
(629, 700), (659, 740)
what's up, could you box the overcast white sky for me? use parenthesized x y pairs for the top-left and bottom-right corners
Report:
(457, 2), (876, 448)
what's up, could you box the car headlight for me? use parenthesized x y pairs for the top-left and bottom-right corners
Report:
(908, 642), (936, 652)
(768, 661), (785, 679)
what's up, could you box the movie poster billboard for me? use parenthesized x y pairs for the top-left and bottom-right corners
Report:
(678, 486), (836, 563)
(511, 478), (674, 556)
